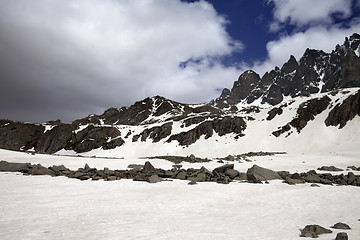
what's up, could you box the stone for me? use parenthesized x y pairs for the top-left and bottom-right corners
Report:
(300, 224), (332, 238)
(188, 180), (197, 185)
(127, 164), (144, 170)
(317, 166), (343, 171)
(0, 161), (31, 173)
(147, 174), (162, 183)
(335, 232), (348, 240)
(246, 165), (281, 183)
(213, 164), (234, 174)
(331, 222), (351, 230)
(283, 177), (305, 185)
(310, 183), (320, 187)
(143, 161), (156, 175)
(225, 169), (239, 179)
(175, 171), (187, 180)
(28, 164), (54, 176)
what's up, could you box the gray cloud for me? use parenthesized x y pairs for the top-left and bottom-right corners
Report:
(0, 0), (243, 123)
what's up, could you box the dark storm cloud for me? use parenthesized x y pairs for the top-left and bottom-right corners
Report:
(0, 0), (243, 123)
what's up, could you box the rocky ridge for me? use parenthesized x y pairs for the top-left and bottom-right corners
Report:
(212, 33), (360, 108)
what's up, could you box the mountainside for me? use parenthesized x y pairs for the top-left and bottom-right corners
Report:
(0, 34), (360, 158)
(211, 33), (360, 108)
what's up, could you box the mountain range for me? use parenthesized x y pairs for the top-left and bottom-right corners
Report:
(1, 33), (359, 158)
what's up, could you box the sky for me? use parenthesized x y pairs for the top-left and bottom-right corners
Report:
(0, 0), (359, 123)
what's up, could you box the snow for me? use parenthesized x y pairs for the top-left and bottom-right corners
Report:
(0, 149), (360, 239)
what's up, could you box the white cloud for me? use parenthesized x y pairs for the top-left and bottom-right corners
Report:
(269, 0), (353, 28)
(250, 24), (360, 76)
(0, 0), (242, 122)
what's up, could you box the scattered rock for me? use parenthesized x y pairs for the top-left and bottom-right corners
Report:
(331, 222), (351, 230)
(300, 224), (332, 238)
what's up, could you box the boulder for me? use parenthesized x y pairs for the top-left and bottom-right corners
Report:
(0, 161), (31, 173)
(28, 164), (54, 176)
(225, 169), (239, 179)
(335, 232), (348, 240)
(317, 166), (343, 171)
(246, 165), (282, 183)
(213, 164), (234, 174)
(331, 222), (351, 230)
(147, 174), (162, 183)
(143, 161), (156, 175)
(300, 224), (332, 238)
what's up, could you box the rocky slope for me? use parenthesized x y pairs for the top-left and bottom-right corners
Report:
(0, 34), (359, 157)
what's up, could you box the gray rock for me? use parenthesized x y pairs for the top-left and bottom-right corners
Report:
(246, 165), (282, 183)
(0, 161), (31, 173)
(331, 222), (351, 230)
(283, 177), (305, 185)
(310, 183), (321, 187)
(188, 180), (197, 185)
(225, 169), (239, 179)
(28, 164), (54, 176)
(143, 161), (156, 175)
(335, 232), (348, 240)
(175, 171), (187, 180)
(188, 173), (206, 182)
(147, 174), (162, 183)
(300, 224), (332, 238)
(318, 166), (343, 171)
(213, 164), (234, 174)
(127, 164), (144, 170)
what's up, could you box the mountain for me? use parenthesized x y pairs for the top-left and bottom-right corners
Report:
(211, 33), (360, 108)
(0, 34), (360, 158)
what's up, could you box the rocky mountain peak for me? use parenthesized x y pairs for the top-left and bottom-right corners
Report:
(212, 34), (360, 108)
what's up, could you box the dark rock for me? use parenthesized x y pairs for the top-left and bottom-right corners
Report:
(300, 224), (332, 238)
(188, 172), (206, 182)
(167, 116), (246, 146)
(147, 174), (162, 183)
(127, 164), (144, 170)
(310, 183), (320, 187)
(246, 165), (282, 183)
(266, 107), (283, 121)
(0, 161), (31, 173)
(175, 171), (187, 180)
(188, 180), (197, 185)
(213, 164), (234, 174)
(28, 164), (54, 176)
(325, 90), (360, 128)
(133, 173), (148, 182)
(283, 177), (305, 185)
(143, 161), (156, 175)
(335, 232), (348, 240)
(331, 222), (351, 230)
(277, 171), (290, 179)
(0, 120), (44, 151)
(136, 122), (173, 143)
(225, 169), (239, 179)
(318, 166), (344, 171)
(347, 172), (356, 185)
